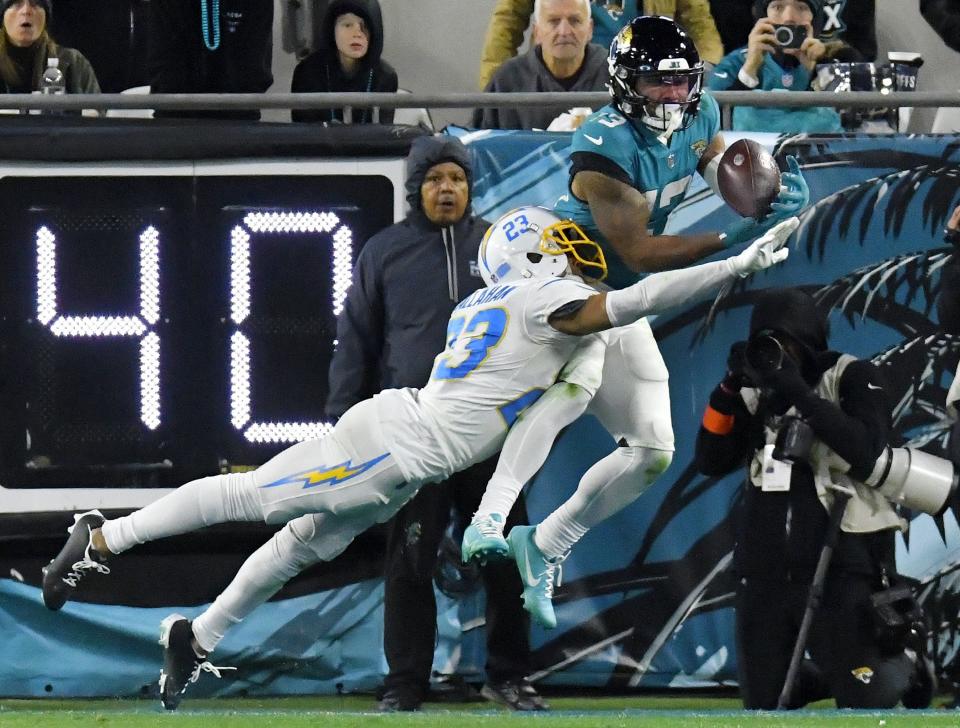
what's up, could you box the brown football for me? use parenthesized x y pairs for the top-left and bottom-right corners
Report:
(717, 139), (781, 220)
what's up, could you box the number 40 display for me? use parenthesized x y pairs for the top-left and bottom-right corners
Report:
(34, 211), (355, 445)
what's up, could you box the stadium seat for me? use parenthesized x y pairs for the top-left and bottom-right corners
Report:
(105, 85), (152, 119)
(392, 88), (434, 130)
(932, 102), (960, 133)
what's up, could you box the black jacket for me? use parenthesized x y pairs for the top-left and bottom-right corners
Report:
(326, 135), (487, 417)
(696, 353), (893, 581)
(939, 255), (960, 334)
(291, 0), (398, 124)
(922, 0), (960, 53)
(148, 0), (273, 120)
(819, 0), (877, 62)
(696, 289), (893, 581)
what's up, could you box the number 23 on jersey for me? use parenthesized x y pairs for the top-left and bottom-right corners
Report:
(433, 308), (507, 380)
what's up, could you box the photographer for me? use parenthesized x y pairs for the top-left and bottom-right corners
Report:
(940, 203), (960, 466)
(695, 288), (932, 709)
(707, 0), (841, 132)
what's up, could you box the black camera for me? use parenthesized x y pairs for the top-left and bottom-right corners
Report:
(868, 584), (926, 656)
(773, 23), (808, 50)
(772, 416), (815, 464)
(745, 334), (786, 374)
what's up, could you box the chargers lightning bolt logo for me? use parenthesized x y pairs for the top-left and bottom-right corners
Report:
(261, 453), (390, 489)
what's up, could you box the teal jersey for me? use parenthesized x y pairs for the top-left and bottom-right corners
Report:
(554, 93), (721, 290)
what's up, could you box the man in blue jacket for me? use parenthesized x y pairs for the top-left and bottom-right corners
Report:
(325, 135), (544, 712)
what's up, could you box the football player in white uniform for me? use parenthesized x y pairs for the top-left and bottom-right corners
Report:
(41, 205), (795, 710)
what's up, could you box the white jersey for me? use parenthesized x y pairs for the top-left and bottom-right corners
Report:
(375, 277), (596, 482)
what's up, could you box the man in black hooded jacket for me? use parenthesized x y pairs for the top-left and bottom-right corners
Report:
(326, 135), (543, 712)
(695, 287), (928, 709)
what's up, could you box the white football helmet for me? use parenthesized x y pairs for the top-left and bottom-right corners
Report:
(478, 206), (607, 286)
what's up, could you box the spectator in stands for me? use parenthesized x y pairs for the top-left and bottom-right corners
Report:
(291, 0), (397, 124)
(707, 0), (842, 132)
(478, 0), (724, 90)
(0, 0), (99, 94)
(921, 0), (960, 54)
(148, 0), (273, 120)
(325, 136), (543, 713)
(707, 0), (874, 63)
(473, 0), (608, 130)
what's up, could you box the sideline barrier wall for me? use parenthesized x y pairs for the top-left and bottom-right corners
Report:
(1, 123), (959, 697)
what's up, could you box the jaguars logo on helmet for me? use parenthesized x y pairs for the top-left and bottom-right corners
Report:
(607, 16), (704, 136)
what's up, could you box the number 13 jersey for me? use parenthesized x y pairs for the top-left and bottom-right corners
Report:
(554, 94), (721, 290)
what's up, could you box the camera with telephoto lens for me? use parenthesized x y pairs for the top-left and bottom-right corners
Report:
(745, 333), (785, 374)
(773, 23), (808, 50)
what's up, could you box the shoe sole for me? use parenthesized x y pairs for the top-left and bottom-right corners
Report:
(158, 613), (190, 711)
(461, 539), (510, 564)
(41, 511), (106, 611)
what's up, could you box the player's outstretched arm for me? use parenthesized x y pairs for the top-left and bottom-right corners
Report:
(549, 217), (798, 336)
(572, 170), (728, 273)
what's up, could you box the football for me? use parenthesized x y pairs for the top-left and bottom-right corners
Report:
(716, 139), (781, 220)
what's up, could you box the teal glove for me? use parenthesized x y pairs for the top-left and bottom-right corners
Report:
(769, 156), (809, 219)
(721, 216), (770, 248)
(720, 156), (809, 248)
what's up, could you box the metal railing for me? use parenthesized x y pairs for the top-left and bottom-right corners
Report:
(2, 90), (958, 115)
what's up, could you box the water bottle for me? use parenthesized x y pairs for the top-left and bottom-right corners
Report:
(40, 57), (65, 111)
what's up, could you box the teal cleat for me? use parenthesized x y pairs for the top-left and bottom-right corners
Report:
(506, 525), (565, 630)
(461, 513), (509, 563)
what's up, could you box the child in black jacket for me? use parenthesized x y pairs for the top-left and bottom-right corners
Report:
(291, 0), (398, 124)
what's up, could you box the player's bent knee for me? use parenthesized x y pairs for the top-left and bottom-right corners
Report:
(287, 512), (361, 564)
(623, 446), (672, 495)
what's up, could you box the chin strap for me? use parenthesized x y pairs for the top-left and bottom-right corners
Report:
(644, 104), (685, 144)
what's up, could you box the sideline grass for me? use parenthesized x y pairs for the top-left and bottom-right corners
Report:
(2, 696), (960, 728)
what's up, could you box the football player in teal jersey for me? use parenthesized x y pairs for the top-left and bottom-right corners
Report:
(464, 16), (810, 630)
(556, 14), (807, 287)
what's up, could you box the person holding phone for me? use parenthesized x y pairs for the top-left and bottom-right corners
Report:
(707, 0), (838, 132)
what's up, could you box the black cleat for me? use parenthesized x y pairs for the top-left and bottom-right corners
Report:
(42, 510), (109, 611)
(376, 686), (422, 712)
(158, 614), (234, 711)
(480, 678), (548, 711)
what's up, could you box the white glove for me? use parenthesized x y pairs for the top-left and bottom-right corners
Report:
(727, 217), (799, 278)
(546, 107), (593, 132)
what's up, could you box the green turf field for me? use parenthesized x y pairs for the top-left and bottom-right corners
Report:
(2, 695), (960, 728)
